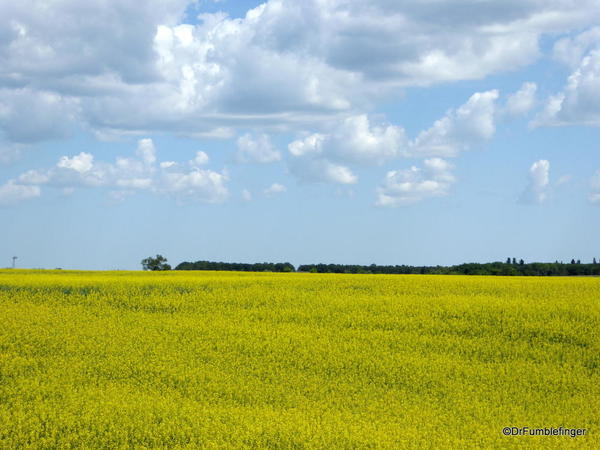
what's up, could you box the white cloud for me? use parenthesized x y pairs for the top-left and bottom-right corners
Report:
(192, 151), (209, 166)
(0, 179), (40, 206)
(159, 168), (228, 203)
(135, 138), (157, 166)
(504, 82), (537, 116)
(286, 114), (405, 184)
(288, 157), (357, 185)
(6, 138), (229, 205)
(19, 155), (107, 188)
(590, 171), (600, 203)
(534, 29), (600, 127)
(531, 93), (566, 127)
(325, 115), (408, 165)
(288, 115), (407, 165)
(0, 0), (189, 86)
(57, 152), (94, 173)
(236, 134), (281, 163)
(108, 1), (534, 135)
(288, 133), (325, 158)
(520, 159), (550, 204)
(538, 50), (600, 126)
(0, 88), (79, 143)
(264, 183), (286, 195)
(2, 1), (600, 141)
(553, 27), (600, 69)
(411, 90), (499, 157)
(375, 158), (455, 207)
(287, 90), (499, 185)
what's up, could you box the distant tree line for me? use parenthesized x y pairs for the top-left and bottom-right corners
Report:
(175, 260), (295, 272)
(159, 256), (600, 276)
(297, 259), (600, 276)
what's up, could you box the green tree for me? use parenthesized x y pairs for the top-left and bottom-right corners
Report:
(141, 255), (171, 271)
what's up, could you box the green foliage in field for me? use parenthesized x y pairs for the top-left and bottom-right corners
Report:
(0, 270), (598, 448)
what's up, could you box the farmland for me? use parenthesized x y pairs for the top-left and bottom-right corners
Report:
(0, 270), (598, 448)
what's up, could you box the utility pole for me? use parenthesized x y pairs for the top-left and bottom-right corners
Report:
(12, 256), (17, 269)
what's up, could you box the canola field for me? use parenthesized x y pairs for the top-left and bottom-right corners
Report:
(0, 270), (598, 449)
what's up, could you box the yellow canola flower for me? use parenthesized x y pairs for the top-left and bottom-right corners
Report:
(0, 270), (598, 448)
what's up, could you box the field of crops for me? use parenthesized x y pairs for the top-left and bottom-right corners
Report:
(0, 270), (598, 448)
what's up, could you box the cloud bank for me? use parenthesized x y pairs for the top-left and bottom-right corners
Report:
(2, 0), (600, 144)
(0, 139), (228, 205)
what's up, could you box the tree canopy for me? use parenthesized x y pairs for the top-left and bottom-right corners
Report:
(175, 260), (294, 273)
(171, 258), (600, 276)
(141, 255), (171, 271)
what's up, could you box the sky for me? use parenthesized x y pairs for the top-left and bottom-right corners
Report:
(1, 0), (599, 270)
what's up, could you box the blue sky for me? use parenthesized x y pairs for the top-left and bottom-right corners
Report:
(1, 0), (599, 270)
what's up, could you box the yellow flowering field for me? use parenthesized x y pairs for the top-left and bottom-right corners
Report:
(0, 270), (598, 448)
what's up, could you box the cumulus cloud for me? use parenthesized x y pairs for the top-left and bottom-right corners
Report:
(411, 90), (499, 157)
(553, 27), (600, 69)
(323, 115), (408, 164)
(288, 90), (499, 184)
(192, 151), (209, 166)
(264, 183), (287, 196)
(2, 1), (600, 141)
(1, 138), (228, 205)
(160, 161), (177, 169)
(375, 158), (455, 207)
(287, 131), (358, 184)
(0, 0), (189, 86)
(159, 168), (228, 203)
(535, 50), (600, 127)
(0, 0), (190, 142)
(504, 82), (537, 116)
(296, 0), (598, 85)
(135, 139), (157, 166)
(0, 88), (79, 143)
(288, 133), (325, 158)
(289, 115), (407, 165)
(520, 159), (550, 204)
(57, 152), (94, 173)
(236, 134), (281, 163)
(0, 180), (40, 206)
(533, 28), (600, 127)
(288, 157), (357, 185)
(92, 1), (541, 134)
(590, 171), (600, 203)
